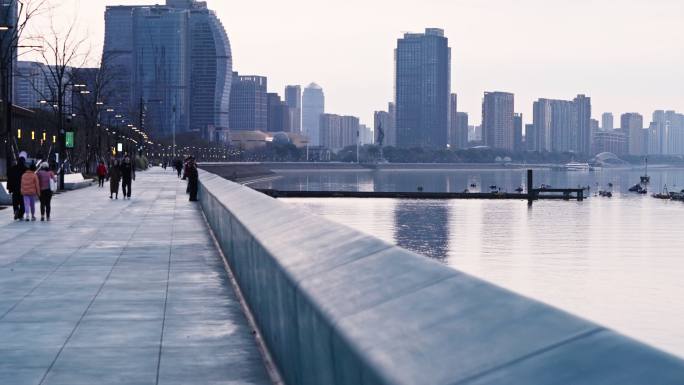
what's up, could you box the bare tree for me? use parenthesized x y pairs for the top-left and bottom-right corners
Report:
(0, 0), (49, 175)
(29, 15), (88, 185)
(71, 50), (121, 172)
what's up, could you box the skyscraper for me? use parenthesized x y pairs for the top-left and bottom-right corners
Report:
(229, 72), (267, 131)
(103, 0), (232, 138)
(284, 85), (302, 133)
(574, 95), (592, 155)
(514, 113), (524, 152)
(395, 28), (450, 148)
(602, 112), (614, 131)
(302, 83), (324, 146)
(621, 113), (644, 155)
(533, 95), (592, 154)
(482, 92), (515, 150)
(319, 114), (359, 151)
(266, 93), (291, 133)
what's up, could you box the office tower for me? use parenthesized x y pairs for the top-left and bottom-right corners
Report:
(319, 113), (359, 151)
(284, 85), (302, 133)
(452, 112), (469, 150)
(513, 113), (523, 152)
(302, 83), (324, 146)
(395, 28), (450, 148)
(602, 112), (614, 131)
(103, 6), (136, 115)
(449, 94), (467, 149)
(266, 93), (291, 132)
(103, 0), (232, 138)
(229, 72), (267, 131)
(532, 95), (592, 154)
(482, 92), (514, 150)
(14, 61), (48, 109)
(525, 124), (536, 151)
(621, 113), (644, 156)
(187, 3), (232, 134)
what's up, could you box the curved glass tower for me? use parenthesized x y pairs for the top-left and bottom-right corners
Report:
(103, 0), (232, 138)
(189, 6), (232, 132)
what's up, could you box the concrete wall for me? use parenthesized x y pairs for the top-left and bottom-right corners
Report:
(198, 170), (684, 385)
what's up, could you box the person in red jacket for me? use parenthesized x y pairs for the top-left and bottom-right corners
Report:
(96, 160), (108, 188)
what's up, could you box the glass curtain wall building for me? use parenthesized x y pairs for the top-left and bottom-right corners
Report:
(103, 0), (232, 139)
(395, 28), (450, 149)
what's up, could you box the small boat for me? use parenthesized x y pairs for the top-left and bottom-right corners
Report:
(628, 184), (643, 193)
(515, 187), (524, 193)
(599, 191), (612, 198)
(652, 186), (670, 200)
(565, 162), (591, 171)
(489, 185), (497, 190)
(640, 157), (650, 184)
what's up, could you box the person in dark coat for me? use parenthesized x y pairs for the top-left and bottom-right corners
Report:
(174, 159), (183, 178)
(186, 158), (199, 201)
(120, 156), (135, 199)
(7, 157), (27, 220)
(109, 160), (121, 199)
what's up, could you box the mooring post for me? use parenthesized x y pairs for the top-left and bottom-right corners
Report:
(527, 169), (534, 205)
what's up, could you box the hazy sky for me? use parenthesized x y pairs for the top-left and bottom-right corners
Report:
(24, 0), (684, 127)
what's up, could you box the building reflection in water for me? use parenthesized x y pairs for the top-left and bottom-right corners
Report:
(393, 200), (449, 261)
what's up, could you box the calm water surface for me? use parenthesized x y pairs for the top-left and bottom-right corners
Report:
(251, 168), (684, 358)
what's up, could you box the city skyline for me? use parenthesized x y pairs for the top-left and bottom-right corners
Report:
(23, 0), (683, 128)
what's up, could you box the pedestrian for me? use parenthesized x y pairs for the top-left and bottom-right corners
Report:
(20, 163), (40, 222)
(109, 160), (121, 199)
(96, 160), (108, 188)
(186, 158), (199, 202)
(120, 156), (135, 199)
(36, 162), (56, 221)
(174, 158), (183, 178)
(7, 156), (27, 220)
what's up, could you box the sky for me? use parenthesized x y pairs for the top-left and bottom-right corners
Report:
(22, 0), (684, 128)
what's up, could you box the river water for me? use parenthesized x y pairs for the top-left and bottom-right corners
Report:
(250, 167), (684, 358)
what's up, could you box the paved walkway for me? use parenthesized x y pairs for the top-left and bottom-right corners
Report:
(0, 168), (271, 385)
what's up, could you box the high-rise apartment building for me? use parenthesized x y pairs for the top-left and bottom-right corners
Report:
(532, 95), (592, 154)
(602, 112), (614, 131)
(229, 73), (267, 131)
(319, 113), (359, 151)
(284, 85), (302, 134)
(395, 28), (450, 148)
(302, 83), (324, 146)
(482, 92), (515, 150)
(621, 113), (644, 156)
(103, 0), (232, 138)
(574, 95), (592, 155)
(650, 110), (684, 156)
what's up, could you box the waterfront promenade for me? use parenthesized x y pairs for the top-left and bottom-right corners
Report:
(0, 169), (271, 385)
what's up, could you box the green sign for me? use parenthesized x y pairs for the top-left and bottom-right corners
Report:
(65, 132), (74, 148)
